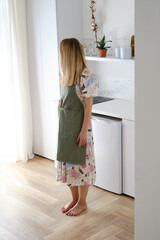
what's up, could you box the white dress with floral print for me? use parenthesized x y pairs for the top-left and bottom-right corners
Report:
(56, 68), (99, 186)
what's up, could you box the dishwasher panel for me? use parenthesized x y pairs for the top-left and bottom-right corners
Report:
(91, 114), (122, 194)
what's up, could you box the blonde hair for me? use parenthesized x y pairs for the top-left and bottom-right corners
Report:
(59, 38), (88, 86)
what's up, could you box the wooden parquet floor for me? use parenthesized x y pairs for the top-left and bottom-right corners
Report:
(0, 155), (134, 240)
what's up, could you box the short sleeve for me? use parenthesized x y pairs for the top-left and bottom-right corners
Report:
(81, 69), (99, 98)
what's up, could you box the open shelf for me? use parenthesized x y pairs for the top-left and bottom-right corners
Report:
(85, 55), (135, 63)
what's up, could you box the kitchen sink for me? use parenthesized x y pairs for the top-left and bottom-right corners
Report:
(93, 96), (114, 105)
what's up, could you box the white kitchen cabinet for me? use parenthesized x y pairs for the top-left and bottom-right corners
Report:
(122, 119), (135, 197)
(26, 0), (83, 160)
(56, 0), (83, 44)
(26, 0), (59, 160)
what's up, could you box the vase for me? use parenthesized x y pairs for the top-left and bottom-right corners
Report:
(98, 49), (107, 57)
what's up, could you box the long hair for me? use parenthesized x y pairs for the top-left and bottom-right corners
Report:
(59, 38), (88, 86)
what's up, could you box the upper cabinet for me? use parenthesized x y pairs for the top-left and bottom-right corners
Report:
(56, 0), (83, 44)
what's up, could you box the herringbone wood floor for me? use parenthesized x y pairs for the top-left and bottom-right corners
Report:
(0, 155), (134, 240)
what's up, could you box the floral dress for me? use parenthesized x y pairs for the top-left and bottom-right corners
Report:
(56, 68), (99, 186)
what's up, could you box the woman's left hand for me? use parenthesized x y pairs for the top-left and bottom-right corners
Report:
(77, 130), (87, 147)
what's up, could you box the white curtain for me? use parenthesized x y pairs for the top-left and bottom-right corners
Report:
(0, 0), (34, 163)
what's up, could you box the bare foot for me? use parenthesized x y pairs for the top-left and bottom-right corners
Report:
(61, 200), (78, 213)
(66, 202), (87, 216)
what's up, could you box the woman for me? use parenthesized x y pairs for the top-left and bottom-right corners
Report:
(56, 38), (99, 216)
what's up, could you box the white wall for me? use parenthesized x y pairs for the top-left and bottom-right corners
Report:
(87, 60), (134, 101)
(135, 0), (160, 239)
(82, 0), (135, 101)
(82, 0), (134, 48)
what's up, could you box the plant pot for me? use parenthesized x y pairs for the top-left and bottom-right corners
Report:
(98, 49), (107, 57)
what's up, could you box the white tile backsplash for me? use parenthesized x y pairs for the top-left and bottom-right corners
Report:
(87, 60), (134, 102)
(96, 75), (134, 101)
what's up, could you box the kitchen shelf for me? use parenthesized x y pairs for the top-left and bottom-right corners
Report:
(85, 55), (135, 63)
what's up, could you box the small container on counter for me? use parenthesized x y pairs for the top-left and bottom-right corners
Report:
(120, 47), (132, 59)
(115, 48), (120, 58)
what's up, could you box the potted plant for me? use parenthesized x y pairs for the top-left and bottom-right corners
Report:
(96, 35), (112, 57)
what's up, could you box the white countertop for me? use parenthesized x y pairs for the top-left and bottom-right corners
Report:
(92, 98), (135, 121)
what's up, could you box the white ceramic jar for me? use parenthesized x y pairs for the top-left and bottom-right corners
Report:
(120, 47), (132, 59)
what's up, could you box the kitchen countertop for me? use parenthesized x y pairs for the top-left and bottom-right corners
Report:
(92, 98), (135, 121)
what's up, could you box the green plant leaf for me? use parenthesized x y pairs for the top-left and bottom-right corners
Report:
(95, 35), (110, 49)
(105, 40), (112, 43)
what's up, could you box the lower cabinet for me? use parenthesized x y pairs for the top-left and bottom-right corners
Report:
(122, 119), (135, 197)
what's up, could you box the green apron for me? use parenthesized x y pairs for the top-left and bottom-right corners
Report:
(56, 84), (86, 165)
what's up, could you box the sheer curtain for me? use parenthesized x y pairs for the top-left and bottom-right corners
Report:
(0, 0), (34, 163)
